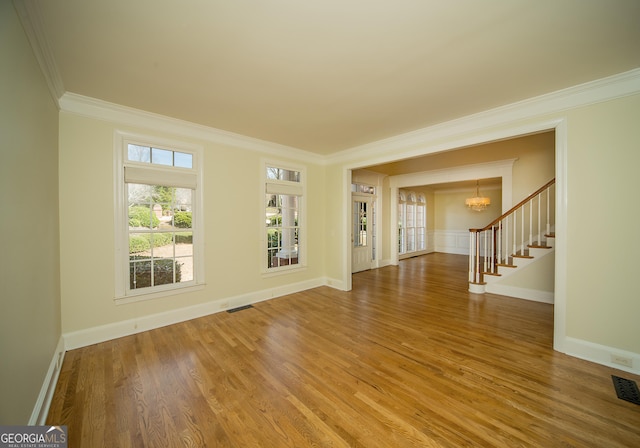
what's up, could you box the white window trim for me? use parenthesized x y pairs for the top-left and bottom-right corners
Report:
(261, 159), (307, 276)
(113, 130), (205, 304)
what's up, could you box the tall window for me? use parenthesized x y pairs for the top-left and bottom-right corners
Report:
(398, 191), (406, 254)
(264, 163), (305, 272)
(416, 194), (427, 251)
(398, 190), (427, 255)
(115, 132), (203, 301)
(405, 192), (416, 252)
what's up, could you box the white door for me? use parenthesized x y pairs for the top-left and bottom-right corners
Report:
(352, 197), (373, 273)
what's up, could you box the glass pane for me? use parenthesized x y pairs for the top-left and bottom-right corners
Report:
(128, 183), (152, 205)
(129, 233), (151, 256)
(267, 229), (281, 249)
(152, 185), (174, 204)
(127, 144), (150, 163)
(174, 151), (193, 168)
(151, 148), (173, 166)
(267, 248), (279, 268)
(130, 259), (152, 290)
(128, 205), (156, 229)
(176, 257), (193, 282)
(150, 232), (174, 256)
(174, 187), (192, 212)
(266, 166), (300, 182)
(175, 233), (193, 252)
(153, 258), (176, 286)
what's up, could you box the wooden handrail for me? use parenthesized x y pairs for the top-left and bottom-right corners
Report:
(469, 178), (555, 233)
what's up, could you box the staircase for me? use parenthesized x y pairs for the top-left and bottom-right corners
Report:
(468, 179), (555, 301)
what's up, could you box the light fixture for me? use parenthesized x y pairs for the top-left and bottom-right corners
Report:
(465, 180), (491, 212)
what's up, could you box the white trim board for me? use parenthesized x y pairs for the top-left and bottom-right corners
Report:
(485, 284), (554, 304)
(562, 337), (640, 377)
(29, 337), (65, 425)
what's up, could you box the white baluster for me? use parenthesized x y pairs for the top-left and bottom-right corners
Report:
(512, 212), (517, 259)
(469, 231), (474, 282)
(497, 221), (502, 265)
(521, 206), (525, 255)
(537, 193), (541, 245)
(529, 200), (533, 248)
(546, 187), (551, 237)
(475, 232), (481, 283)
(504, 218), (509, 264)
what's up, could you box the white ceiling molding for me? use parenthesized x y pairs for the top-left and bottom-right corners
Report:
(389, 159), (517, 213)
(59, 92), (325, 165)
(13, 0), (65, 106)
(331, 68), (640, 167)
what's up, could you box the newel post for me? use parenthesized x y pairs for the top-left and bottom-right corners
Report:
(468, 228), (485, 293)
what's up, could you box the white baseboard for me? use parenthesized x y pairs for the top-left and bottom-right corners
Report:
(325, 276), (348, 291)
(559, 337), (640, 376)
(64, 277), (326, 350)
(29, 336), (65, 425)
(485, 284), (554, 304)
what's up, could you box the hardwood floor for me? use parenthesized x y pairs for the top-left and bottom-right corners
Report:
(47, 253), (640, 447)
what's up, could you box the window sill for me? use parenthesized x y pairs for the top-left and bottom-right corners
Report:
(261, 264), (307, 278)
(115, 283), (205, 305)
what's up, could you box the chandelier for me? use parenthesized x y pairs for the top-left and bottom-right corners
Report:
(465, 180), (491, 212)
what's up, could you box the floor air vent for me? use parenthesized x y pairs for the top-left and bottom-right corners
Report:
(611, 375), (640, 405)
(227, 304), (254, 313)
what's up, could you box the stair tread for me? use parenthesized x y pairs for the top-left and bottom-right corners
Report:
(528, 244), (552, 249)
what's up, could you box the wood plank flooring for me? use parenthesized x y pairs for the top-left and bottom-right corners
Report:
(47, 253), (640, 447)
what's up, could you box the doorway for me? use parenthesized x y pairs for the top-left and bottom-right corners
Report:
(352, 196), (373, 273)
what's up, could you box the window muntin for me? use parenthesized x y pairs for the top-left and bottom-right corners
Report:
(115, 133), (202, 301)
(264, 162), (304, 273)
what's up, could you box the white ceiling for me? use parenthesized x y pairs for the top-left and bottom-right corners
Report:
(23, 0), (640, 155)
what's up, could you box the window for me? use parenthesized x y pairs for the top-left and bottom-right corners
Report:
(398, 191), (406, 254)
(416, 194), (427, 251)
(115, 132), (203, 302)
(398, 190), (426, 255)
(352, 183), (377, 260)
(264, 162), (305, 272)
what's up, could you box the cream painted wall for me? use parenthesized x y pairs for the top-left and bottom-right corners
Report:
(0, 2), (61, 424)
(58, 113), (326, 334)
(499, 251), (555, 292)
(324, 163), (347, 285)
(565, 94), (640, 353)
(433, 187), (503, 231)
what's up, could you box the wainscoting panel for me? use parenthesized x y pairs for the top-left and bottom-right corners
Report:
(433, 230), (472, 255)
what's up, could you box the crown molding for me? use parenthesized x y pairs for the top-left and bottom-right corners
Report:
(388, 159), (517, 190)
(329, 68), (640, 167)
(13, 0), (65, 106)
(59, 92), (325, 164)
